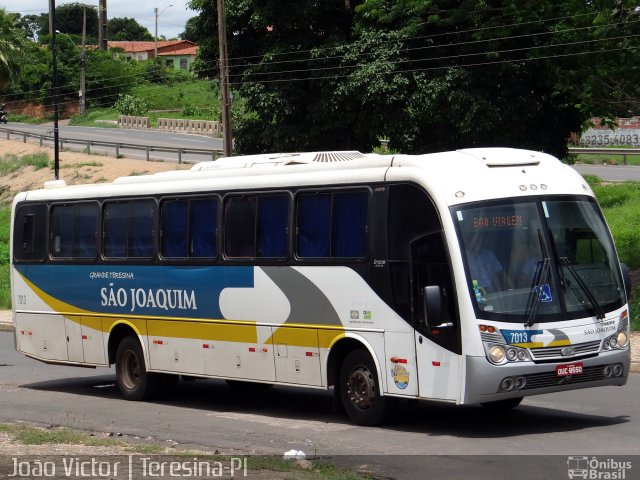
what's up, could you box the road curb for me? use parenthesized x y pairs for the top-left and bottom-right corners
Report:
(631, 362), (640, 374)
(0, 323), (14, 332)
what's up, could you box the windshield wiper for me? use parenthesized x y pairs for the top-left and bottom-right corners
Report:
(524, 229), (551, 327)
(525, 257), (550, 327)
(559, 257), (606, 320)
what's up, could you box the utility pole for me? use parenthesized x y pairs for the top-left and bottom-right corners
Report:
(154, 7), (158, 59)
(217, 0), (233, 157)
(49, 0), (60, 180)
(155, 5), (173, 60)
(98, 0), (107, 50)
(80, 8), (86, 115)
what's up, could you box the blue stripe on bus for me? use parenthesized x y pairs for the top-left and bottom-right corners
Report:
(15, 264), (254, 319)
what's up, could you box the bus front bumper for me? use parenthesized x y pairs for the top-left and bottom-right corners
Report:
(463, 349), (630, 405)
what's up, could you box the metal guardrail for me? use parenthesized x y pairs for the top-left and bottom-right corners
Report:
(0, 126), (223, 164)
(568, 147), (640, 165)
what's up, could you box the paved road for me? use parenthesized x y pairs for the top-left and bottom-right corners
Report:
(0, 332), (638, 479)
(2, 124), (223, 164)
(573, 164), (640, 182)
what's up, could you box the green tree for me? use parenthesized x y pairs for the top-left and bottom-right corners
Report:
(55, 3), (99, 40)
(0, 8), (26, 92)
(179, 17), (202, 43)
(190, 0), (640, 157)
(108, 17), (154, 41)
(14, 13), (47, 41)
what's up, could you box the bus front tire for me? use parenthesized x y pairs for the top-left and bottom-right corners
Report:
(115, 336), (160, 401)
(339, 349), (388, 426)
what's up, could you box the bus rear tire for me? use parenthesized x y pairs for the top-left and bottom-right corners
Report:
(339, 349), (388, 426)
(481, 397), (523, 412)
(115, 336), (160, 401)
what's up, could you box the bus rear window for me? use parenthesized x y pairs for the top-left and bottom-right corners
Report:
(13, 204), (47, 262)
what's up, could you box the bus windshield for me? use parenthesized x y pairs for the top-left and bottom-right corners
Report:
(454, 196), (625, 322)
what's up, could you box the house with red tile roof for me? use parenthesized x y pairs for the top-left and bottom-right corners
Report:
(108, 40), (198, 70)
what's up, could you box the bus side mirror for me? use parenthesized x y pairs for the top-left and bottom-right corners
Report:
(422, 286), (452, 331)
(620, 263), (632, 301)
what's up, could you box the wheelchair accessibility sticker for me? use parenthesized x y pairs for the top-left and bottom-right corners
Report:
(537, 283), (553, 302)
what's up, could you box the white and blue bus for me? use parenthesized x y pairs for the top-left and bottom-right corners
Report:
(10, 148), (631, 425)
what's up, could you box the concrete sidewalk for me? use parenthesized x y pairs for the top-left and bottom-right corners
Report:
(0, 310), (11, 332)
(0, 310), (637, 372)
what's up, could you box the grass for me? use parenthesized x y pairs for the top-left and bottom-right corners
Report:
(68, 108), (119, 127)
(0, 208), (8, 309)
(0, 423), (122, 448)
(5, 113), (51, 125)
(585, 176), (640, 329)
(61, 161), (104, 169)
(68, 79), (220, 128)
(130, 78), (218, 112)
(575, 153), (640, 166)
(0, 152), (50, 175)
(0, 423), (369, 479)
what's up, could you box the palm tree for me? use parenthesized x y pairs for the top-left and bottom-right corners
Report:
(0, 8), (24, 92)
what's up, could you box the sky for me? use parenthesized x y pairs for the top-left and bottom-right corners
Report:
(3, 0), (197, 40)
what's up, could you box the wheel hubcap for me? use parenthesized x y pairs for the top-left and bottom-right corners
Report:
(121, 350), (139, 390)
(346, 365), (375, 410)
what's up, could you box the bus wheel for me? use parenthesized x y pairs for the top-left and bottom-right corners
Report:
(115, 336), (160, 401)
(481, 397), (523, 412)
(339, 349), (388, 426)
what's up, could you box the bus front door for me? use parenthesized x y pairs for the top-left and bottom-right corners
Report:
(411, 233), (462, 402)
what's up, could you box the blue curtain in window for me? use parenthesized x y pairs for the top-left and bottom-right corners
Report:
(297, 194), (330, 257)
(129, 201), (155, 258)
(161, 200), (188, 257)
(258, 196), (288, 257)
(332, 192), (367, 257)
(75, 204), (98, 258)
(191, 199), (217, 257)
(104, 203), (128, 257)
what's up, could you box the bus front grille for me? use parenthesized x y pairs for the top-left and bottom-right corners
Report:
(529, 340), (601, 361)
(521, 365), (605, 390)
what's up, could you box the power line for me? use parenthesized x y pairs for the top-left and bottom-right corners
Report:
(225, 11), (602, 64)
(227, 33), (640, 80)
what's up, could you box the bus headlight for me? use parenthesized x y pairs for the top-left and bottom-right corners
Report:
(603, 331), (629, 350)
(489, 345), (506, 364)
(484, 344), (531, 365)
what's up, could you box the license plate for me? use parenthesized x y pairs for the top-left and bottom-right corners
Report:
(556, 362), (584, 377)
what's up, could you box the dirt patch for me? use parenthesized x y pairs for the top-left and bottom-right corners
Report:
(0, 138), (189, 205)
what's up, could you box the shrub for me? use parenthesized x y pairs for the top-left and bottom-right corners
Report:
(113, 94), (150, 116)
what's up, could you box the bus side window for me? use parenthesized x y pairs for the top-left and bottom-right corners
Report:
(104, 200), (156, 259)
(51, 203), (98, 259)
(296, 190), (369, 259)
(13, 204), (47, 262)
